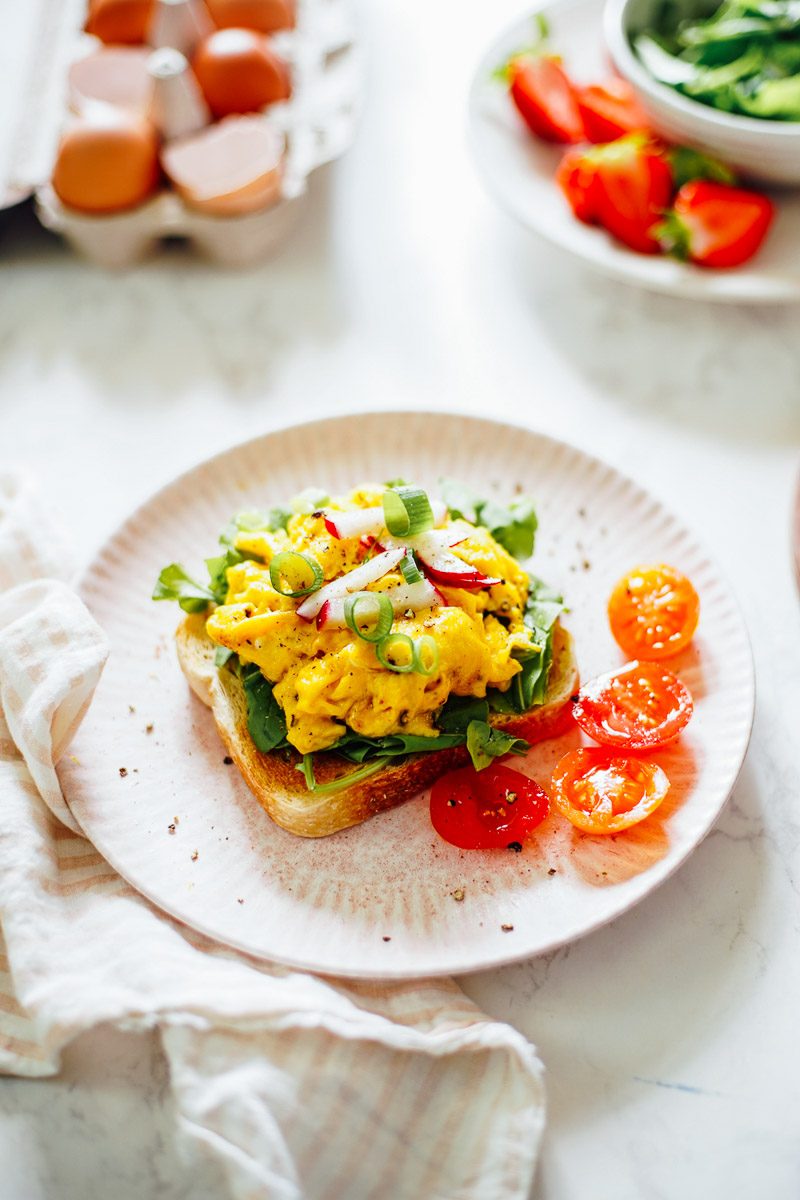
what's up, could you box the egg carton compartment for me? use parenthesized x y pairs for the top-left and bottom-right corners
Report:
(1, 0), (361, 266)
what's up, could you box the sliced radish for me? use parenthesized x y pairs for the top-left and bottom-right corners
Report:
(316, 578), (445, 629)
(379, 527), (466, 555)
(323, 507), (385, 541)
(418, 547), (500, 590)
(322, 498), (448, 541)
(296, 547), (406, 621)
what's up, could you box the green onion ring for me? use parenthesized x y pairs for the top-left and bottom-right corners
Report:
(400, 551), (423, 584)
(413, 635), (439, 677)
(382, 486), (434, 538)
(344, 592), (393, 643)
(269, 551), (324, 598)
(376, 631), (416, 673)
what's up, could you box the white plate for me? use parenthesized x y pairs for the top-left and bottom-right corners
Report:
(468, 0), (800, 303)
(59, 412), (754, 978)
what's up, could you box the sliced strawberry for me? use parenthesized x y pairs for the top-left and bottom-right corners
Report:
(509, 54), (585, 144)
(592, 134), (673, 254)
(655, 180), (774, 269)
(556, 147), (603, 224)
(575, 79), (648, 143)
(555, 134), (672, 253)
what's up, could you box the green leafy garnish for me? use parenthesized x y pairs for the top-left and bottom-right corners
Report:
(214, 645), (234, 668)
(152, 564), (217, 613)
(439, 479), (538, 559)
(466, 720), (529, 771)
(489, 578), (564, 715)
(295, 752), (393, 794)
(667, 145), (737, 189)
(240, 664), (291, 754)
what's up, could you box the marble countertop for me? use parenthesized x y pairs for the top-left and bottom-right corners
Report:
(1, 1), (799, 1196)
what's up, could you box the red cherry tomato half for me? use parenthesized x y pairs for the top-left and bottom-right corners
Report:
(551, 749), (669, 834)
(572, 661), (693, 751)
(430, 764), (549, 850)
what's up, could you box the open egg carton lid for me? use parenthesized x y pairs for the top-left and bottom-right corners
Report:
(0, 0), (362, 266)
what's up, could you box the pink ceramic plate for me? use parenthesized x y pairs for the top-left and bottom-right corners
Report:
(59, 412), (754, 978)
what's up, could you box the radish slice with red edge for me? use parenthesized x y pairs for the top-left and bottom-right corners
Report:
(322, 499), (447, 541)
(316, 577), (445, 629)
(296, 547), (406, 620)
(418, 546), (500, 590)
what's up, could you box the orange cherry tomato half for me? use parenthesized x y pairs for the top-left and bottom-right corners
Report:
(572, 661), (693, 751)
(430, 764), (549, 850)
(551, 749), (669, 834)
(608, 564), (700, 660)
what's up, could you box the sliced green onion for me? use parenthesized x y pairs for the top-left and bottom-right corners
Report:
(376, 632), (416, 673)
(400, 551), (423, 584)
(383, 486), (434, 538)
(296, 753), (392, 794)
(291, 487), (330, 515)
(344, 592), (393, 643)
(269, 551), (324, 598)
(413, 635), (439, 677)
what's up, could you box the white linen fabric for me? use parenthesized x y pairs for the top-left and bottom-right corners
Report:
(0, 468), (546, 1200)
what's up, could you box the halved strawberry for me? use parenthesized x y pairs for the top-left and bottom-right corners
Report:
(655, 180), (774, 268)
(508, 53), (585, 143)
(556, 146), (603, 224)
(575, 79), (648, 143)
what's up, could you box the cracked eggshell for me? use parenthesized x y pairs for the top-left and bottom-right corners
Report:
(68, 46), (154, 116)
(161, 114), (285, 215)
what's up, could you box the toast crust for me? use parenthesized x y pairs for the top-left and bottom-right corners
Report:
(176, 613), (579, 837)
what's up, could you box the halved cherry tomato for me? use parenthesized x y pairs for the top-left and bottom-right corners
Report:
(575, 79), (649, 143)
(608, 564), (700, 659)
(551, 749), (669, 834)
(572, 661), (693, 751)
(509, 54), (585, 144)
(430, 764), (549, 850)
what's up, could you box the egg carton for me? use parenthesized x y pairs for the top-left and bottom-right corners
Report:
(0, 0), (361, 266)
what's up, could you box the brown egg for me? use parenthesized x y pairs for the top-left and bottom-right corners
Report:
(52, 113), (160, 215)
(192, 28), (290, 119)
(86, 0), (155, 44)
(205, 0), (295, 33)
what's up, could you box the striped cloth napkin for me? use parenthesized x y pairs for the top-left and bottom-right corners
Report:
(0, 468), (546, 1200)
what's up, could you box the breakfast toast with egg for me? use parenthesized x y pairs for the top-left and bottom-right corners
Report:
(176, 612), (578, 838)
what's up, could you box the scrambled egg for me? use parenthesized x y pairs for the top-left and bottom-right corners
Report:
(205, 487), (537, 754)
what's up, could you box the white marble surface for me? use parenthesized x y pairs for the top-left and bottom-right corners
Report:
(1, 0), (799, 1197)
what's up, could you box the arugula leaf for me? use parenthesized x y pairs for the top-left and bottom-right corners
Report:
(490, 579), (564, 714)
(214, 645), (234, 668)
(438, 478), (538, 559)
(466, 720), (530, 771)
(437, 693), (491, 734)
(295, 753), (393, 794)
(152, 564), (217, 613)
(240, 664), (290, 754)
(333, 728), (466, 763)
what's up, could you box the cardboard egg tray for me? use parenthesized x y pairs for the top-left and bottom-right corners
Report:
(0, 0), (361, 266)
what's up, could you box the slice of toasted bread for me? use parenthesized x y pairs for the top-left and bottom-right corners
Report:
(176, 613), (579, 838)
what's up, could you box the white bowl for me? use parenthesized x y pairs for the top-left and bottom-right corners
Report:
(604, 0), (800, 185)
